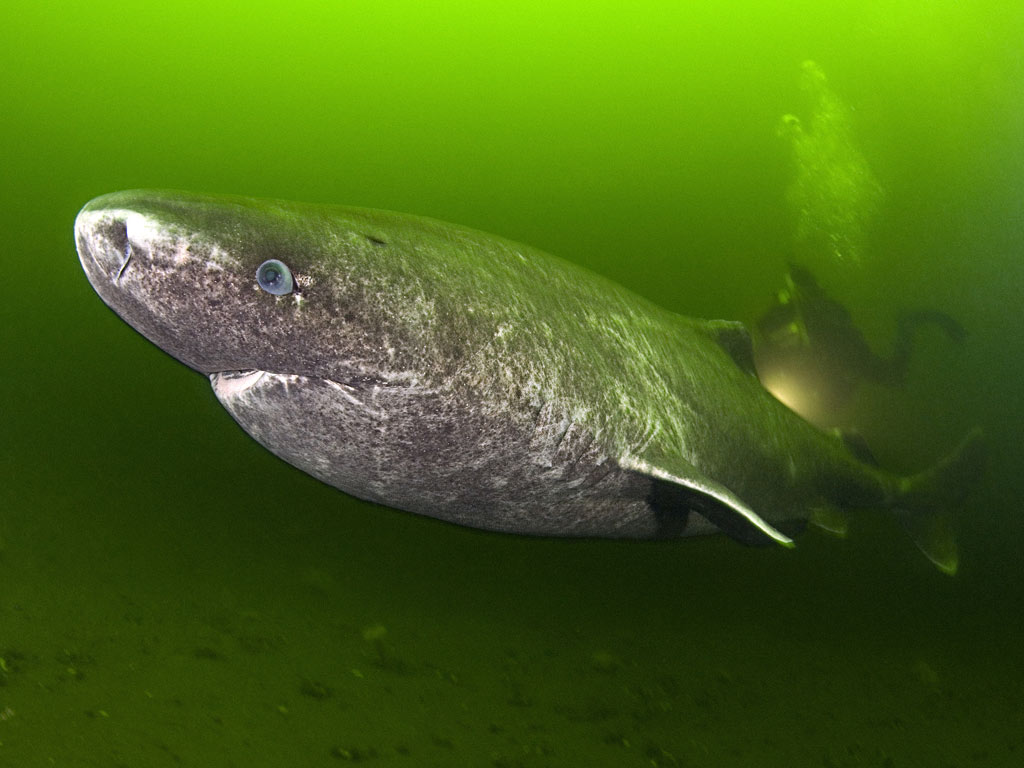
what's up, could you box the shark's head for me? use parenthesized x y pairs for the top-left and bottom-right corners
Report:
(75, 189), (508, 509)
(75, 189), (443, 396)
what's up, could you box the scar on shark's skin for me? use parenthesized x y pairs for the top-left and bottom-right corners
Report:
(76, 189), (983, 574)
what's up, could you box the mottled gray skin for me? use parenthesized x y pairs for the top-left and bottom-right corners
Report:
(76, 190), (920, 548)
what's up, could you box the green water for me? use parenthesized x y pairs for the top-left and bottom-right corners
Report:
(2, 1), (1022, 765)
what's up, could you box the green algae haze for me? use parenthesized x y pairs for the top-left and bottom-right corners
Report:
(1, 1), (1022, 765)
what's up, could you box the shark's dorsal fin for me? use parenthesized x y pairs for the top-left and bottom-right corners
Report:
(701, 320), (758, 376)
(620, 452), (794, 548)
(829, 427), (879, 466)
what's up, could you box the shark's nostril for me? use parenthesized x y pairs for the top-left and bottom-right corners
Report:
(102, 217), (130, 261)
(116, 240), (132, 282)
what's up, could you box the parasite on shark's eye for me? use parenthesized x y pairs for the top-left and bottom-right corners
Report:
(256, 259), (294, 295)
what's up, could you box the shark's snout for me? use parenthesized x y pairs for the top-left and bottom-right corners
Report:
(75, 203), (163, 290)
(73, 190), (323, 380)
(75, 208), (123, 283)
(74, 195), (227, 375)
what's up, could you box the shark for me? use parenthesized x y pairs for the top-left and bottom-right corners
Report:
(75, 190), (983, 573)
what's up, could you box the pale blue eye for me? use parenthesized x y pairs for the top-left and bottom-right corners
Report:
(256, 259), (293, 295)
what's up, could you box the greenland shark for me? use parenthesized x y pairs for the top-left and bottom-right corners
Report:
(75, 190), (983, 573)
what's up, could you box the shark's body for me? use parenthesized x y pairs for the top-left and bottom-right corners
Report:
(75, 190), (981, 571)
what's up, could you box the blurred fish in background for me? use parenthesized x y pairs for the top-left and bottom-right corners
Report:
(757, 62), (964, 430)
(754, 263), (965, 429)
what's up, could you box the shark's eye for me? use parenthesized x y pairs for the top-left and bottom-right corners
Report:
(256, 259), (294, 295)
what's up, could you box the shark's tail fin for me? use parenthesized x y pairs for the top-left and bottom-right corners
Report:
(893, 428), (986, 575)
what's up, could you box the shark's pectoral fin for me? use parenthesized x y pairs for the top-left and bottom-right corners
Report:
(620, 453), (794, 548)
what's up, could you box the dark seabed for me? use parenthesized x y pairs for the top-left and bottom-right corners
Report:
(1, 1), (1022, 765)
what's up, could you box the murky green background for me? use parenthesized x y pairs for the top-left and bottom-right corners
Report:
(2, 1), (1021, 765)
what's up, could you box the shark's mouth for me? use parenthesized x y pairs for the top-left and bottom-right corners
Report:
(209, 369), (324, 400)
(210, 370), (269, 398)
(210, 369), (340, 401)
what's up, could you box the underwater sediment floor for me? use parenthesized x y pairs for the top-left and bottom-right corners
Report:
(0, 476), (1017, 767)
